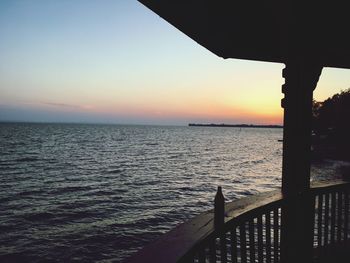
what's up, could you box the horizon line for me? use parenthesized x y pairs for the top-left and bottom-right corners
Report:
(0, 120), (284, 127)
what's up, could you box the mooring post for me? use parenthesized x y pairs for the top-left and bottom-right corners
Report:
(214, 186), (225, 229)
(280, 59), (323, 263)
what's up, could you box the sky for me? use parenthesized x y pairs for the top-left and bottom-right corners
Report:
(0, 1), (349, 125)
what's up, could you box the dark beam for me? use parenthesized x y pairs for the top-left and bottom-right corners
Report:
(280, 59), (323, 263)
(281, 60), (322, 194)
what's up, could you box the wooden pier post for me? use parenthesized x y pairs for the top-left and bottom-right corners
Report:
(280, 59), (322, 263)
(214, 186), (225, 229)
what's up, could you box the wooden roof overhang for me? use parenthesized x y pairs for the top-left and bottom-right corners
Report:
(138, 1), (350, 69)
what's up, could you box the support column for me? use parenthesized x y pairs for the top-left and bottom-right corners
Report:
(280, 59), (322, 263)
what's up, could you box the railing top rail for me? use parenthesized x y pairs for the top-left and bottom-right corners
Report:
(310, 179), (350, 191)
(125, 180), (350, 263)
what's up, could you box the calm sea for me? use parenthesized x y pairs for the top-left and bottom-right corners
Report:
(0, 123), (284, 262)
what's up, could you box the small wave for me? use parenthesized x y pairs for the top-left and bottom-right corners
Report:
(0, 196), (13, 203)
(250, 159), (264, 164)
(179, 186), (194, 192)
(145, 142), (158, 146)
(235, 189), (255, 196)
(52, 185), (93, 195)
(17, 189), (43, 196)
(104, 169), (123, 174)
(23, 212), (56, 222)
(81, 189), (116, 197)
(15, 157), (39, 162)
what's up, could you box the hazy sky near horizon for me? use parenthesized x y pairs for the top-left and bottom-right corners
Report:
(1, 1), (349, 125)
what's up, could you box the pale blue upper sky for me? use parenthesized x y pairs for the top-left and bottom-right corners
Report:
(0, 1), (349, 125)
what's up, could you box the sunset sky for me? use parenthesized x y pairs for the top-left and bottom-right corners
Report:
(1, 1), (349, 125)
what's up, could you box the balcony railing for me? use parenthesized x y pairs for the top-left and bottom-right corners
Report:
(126, 180), (350, 263)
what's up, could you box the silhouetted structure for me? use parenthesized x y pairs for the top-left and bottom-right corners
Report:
(128, 1), (350, 263)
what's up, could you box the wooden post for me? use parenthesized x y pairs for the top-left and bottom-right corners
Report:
(280, 59), (322, 263)
(214, 186), (225, 229)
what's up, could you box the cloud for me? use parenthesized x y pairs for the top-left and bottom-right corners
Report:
(40, 102), (80, 109)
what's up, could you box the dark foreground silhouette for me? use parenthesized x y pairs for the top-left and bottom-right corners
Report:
(312, 88), (350, 161)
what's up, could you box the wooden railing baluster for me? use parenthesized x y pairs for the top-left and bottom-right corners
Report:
(209, 238), (216, 263)
(257, 215), (264, 263)
(198, 246), (206, 263)
(266, 212), (271, 263)
(324, 192), (330, 246)
(330, 191), (336, 244)
(220, 233), (228, 263)
(231, 228), (238, 263)
(337, 191), (343, 243)
(345, 189), (349, 242)
(309, 193), (317, 259)
(240, 223), (247, 263)
(249, 219), (256, 263)
(273, 208), (279, 263)
(317, 194), (323, 247)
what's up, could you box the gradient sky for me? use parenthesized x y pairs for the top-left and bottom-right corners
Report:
(0, 1), (349, 125)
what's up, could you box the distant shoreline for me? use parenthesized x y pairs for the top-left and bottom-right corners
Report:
(188, 123), (283, 128)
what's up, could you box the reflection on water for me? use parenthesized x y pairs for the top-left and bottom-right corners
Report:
(0, 123), (283, 262)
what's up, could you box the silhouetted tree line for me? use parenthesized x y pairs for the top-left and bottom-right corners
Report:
(312, 88), (350, 160)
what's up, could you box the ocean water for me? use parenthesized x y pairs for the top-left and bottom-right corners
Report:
(0, 123), (283, 262)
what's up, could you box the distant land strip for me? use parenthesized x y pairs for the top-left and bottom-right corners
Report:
(188, 123), (283, 128)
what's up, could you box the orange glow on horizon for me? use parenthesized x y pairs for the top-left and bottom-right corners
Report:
(79, 104), (281, 124)
(16, 98), (283, 125)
